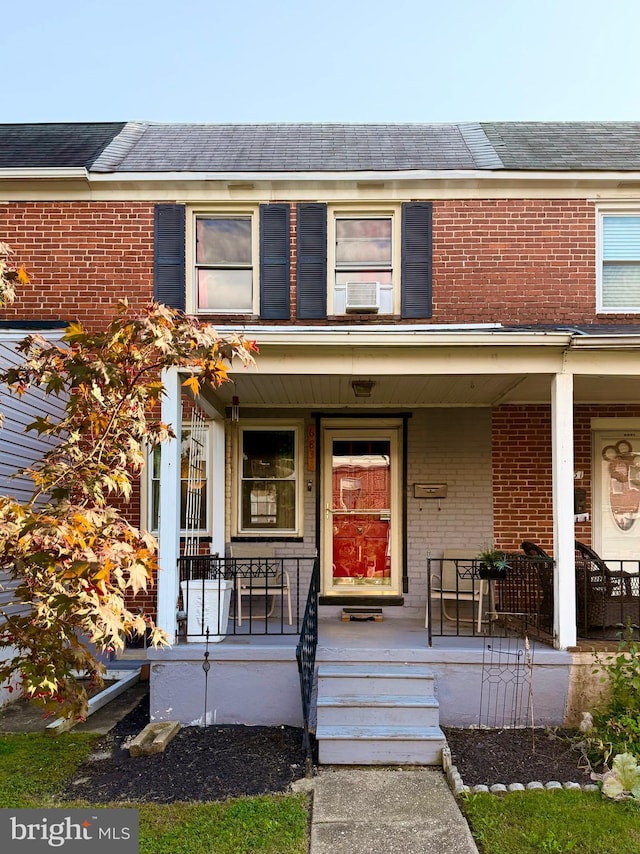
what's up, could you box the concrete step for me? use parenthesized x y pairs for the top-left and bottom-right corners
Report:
(318, 663), (436, 697)
(317, 694), (440, 727)
(316, 724), (446, 765)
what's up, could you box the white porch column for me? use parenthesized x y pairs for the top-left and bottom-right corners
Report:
(211, 417), (226, 556)
(156, 366), (182, 643)
(552, 371), (576, 649)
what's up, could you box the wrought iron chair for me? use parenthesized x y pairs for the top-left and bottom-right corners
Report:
(229, 544), (292, 626)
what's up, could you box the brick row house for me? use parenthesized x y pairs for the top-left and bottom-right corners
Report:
(2, 121), (640, 762)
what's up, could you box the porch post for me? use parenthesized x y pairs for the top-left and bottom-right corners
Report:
(211, 417), (226, 556)
(156, 366), (181, 643)
(551, 371), (576, 649)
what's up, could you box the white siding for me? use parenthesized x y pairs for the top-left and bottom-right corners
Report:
(0, 335), (66, 503)
(0, 332), (66, 705)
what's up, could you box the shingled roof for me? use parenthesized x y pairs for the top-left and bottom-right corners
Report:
(0, 123), (126, 169)
(3, 120), (640, 173)
(482, 122), (640, 170)
(90, 122), (502, 172)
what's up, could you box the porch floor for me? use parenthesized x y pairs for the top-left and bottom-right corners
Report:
(124, 615), (559, 659)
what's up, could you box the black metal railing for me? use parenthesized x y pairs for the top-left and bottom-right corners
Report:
(427, 554), (555, 646)
(177, 554), (315, 638)
(576, 558), (640, 641)
(296, 555), (319, 773)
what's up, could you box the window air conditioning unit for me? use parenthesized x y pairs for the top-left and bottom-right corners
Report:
(345, 281), (380, 313)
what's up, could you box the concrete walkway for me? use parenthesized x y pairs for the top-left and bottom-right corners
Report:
(307, 767), (479, 854)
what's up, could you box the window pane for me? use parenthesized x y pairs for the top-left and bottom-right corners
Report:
(151, 480), (159, 530)
(336, 219), (392, 267)
(198, 269), (253, 311)
(196, 218), (252, 265)
(149, 430), (209, 532)
(180, 481), (207, 529)
(152, 446), (161, 479)
(241, 481), (296, 529)
(240, 429), (297, 531)
(242, 431), (295, 479)
(335, 271), (393, 286)
(602, 264), (640, 308)
(603, 217), (640, 260)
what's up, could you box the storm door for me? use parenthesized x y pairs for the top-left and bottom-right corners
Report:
(322, 425), (401, 596)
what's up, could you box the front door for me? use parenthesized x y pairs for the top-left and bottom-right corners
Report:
(322, 423), (402, 596)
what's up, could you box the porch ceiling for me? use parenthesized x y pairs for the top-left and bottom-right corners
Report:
(209, 373), (640, 409)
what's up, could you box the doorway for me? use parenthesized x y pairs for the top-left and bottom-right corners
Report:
(321, 422), (402, 597)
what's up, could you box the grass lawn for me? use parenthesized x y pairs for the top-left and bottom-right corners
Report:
(463, 789), (640, 854)
(0, 732), (309, 854)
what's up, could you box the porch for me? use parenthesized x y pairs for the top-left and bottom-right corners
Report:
(154, 326), (640, 661)
(149, 546), (630, 765)
(172, 549), (640, 648)
(147, 614), (577, 751)
(147, 325), (640, 760)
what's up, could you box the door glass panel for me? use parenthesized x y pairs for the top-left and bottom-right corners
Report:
(331, 439), (392, 586)
(596, 431), (640, 560)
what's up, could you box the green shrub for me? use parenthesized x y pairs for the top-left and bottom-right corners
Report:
(584, 624), (640, 766)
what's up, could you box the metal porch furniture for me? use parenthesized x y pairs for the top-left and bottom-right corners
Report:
(575, 540), (640, 632)
(229, 544), (293, 626)
(428, 549), (487, 633)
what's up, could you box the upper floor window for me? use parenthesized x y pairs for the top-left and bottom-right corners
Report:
(194, 214), (256, 313)
(598, 211), (640, 312)
(329, 208), (399, 315)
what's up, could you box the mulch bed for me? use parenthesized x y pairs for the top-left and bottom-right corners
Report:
(443, 726), (592, 787)
(63, 692), (314, 803)
(62, 691), (594, 802)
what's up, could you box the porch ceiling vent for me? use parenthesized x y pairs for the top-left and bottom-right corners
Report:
(345, 281), (380, 313)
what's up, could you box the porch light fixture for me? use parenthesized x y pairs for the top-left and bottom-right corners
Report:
(351, 379), (375, 398)
(231, 395), (240, 422)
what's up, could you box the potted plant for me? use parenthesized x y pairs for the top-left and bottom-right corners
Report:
(477, 547), (511, 579)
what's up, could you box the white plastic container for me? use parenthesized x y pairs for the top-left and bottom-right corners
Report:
(180, 579), (232, 642)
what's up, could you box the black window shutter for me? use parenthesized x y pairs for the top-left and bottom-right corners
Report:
(401, 202), (433, 319)
(297, 203), (327, 319)
(154, 204), (186, 311)
(260, 204), (291, 320)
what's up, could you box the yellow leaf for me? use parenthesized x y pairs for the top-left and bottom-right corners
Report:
(182, 375), (200, 395)
(16, 266), (30, 285)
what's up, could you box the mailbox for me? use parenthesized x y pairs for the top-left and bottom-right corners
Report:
(413, 483), (448, 499)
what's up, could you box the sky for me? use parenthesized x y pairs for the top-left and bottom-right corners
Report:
(4, 0), (640, 124)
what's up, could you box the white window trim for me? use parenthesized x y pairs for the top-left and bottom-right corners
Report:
(327, 204), (401, 316)
(145, 424), (213, 536)
(185, 205), (260, 316)
(596, 205), (640, 314)
(233, 420), (303, 537)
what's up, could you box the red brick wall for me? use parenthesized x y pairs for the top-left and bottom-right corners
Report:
(493, 405), (640, 554)
(0, 197), (613, 328)
(0, 201), (155, 329)
(432, 199), (597, 324)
